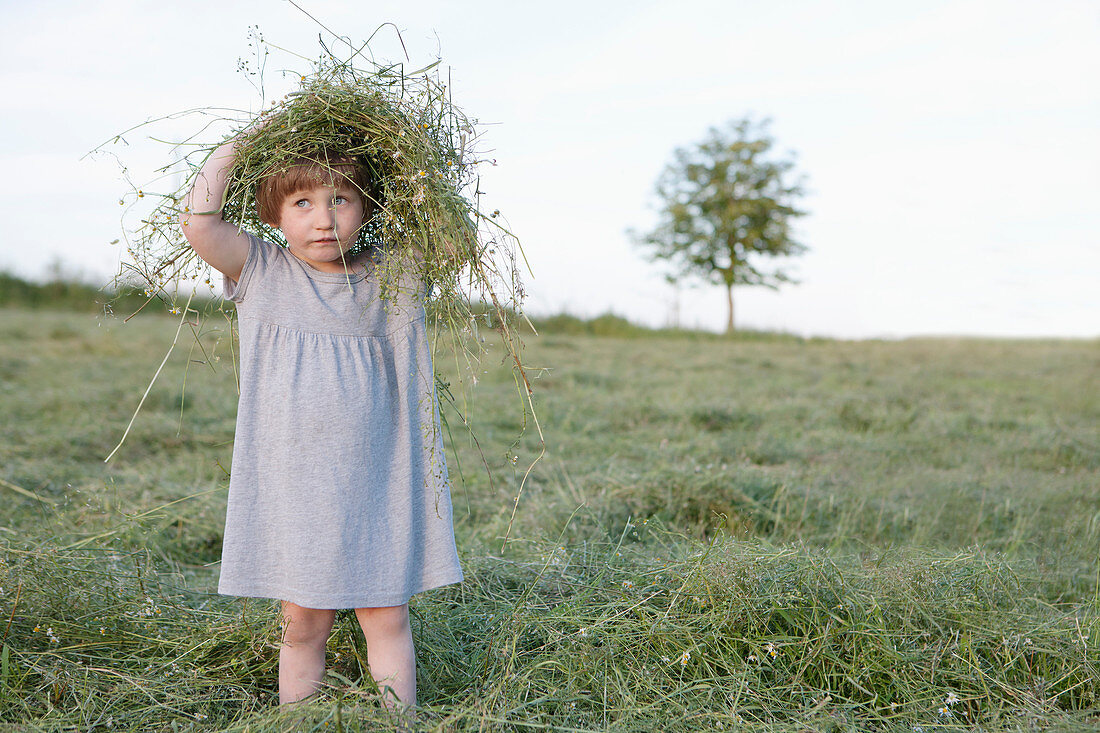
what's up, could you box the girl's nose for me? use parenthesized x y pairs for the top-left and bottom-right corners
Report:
(314, 205), (336, 229)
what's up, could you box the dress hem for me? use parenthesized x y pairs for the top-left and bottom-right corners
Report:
(216, 572), (464, 610)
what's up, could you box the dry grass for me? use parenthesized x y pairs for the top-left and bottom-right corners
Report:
(1, 310), (1098, 730)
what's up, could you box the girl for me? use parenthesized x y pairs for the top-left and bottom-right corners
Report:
(180, 134), (463, 708)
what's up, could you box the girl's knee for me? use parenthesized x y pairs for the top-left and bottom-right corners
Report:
(280, 602), (336, 647)
(354, 604), (410, 639)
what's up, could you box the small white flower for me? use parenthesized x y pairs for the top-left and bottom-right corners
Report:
(578, 627), (588, 638)
(679, 650), (690, 666)
(622, 580), (634, 589)
(944, 692), (960, 706)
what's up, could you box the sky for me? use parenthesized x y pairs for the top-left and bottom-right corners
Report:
(1, 0), (1097, 338)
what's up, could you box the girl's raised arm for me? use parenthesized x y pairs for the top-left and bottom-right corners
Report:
(180, 140), (251, 282)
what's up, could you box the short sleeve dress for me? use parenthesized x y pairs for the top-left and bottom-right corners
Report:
(216, 234), (464, 609)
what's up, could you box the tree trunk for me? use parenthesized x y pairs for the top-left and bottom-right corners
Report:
(725, 282), (735, 334)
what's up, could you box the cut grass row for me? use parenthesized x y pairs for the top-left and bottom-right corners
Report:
(0, 308), (1097, 730)
(2, 527), (1097, 730)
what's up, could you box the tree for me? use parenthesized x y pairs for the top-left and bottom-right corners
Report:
(632, 117), (807, 333)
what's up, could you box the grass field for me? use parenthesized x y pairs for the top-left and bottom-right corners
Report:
(0, 306), (1097, 731)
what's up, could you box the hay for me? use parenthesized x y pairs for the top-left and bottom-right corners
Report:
(219, 56), (485, 298)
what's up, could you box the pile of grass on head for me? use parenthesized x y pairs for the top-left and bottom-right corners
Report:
(221, 58), (486, 307)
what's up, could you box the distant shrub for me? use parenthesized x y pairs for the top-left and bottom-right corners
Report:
(526, 311), (808, 341)
(527, 312), (649, 337)
(0, 271), (180, 315)
(429, 300), (806, 340)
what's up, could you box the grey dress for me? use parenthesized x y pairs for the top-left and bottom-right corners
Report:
(216, 234), (463, 609)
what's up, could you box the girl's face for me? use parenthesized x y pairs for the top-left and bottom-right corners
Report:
(277, 182), (366, 272)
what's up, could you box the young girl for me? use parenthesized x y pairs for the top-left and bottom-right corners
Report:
(180, 135), (464, 708)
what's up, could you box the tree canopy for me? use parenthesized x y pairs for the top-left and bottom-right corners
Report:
(632, 117), (807, 332)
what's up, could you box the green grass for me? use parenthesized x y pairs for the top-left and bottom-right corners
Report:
(1, 307), (1098, 731)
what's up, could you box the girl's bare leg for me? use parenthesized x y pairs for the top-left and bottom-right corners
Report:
(354, 604), (416, 710)
(279, 601), (336, 704)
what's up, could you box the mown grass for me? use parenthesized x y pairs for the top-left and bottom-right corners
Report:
(1, 307), (1098, 731)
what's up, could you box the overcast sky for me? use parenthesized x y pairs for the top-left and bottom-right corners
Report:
(2, 0), (1097, 338)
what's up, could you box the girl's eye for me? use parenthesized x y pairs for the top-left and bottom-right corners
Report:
(294, 199), (309, 208)
(334, 196), (348, 205)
